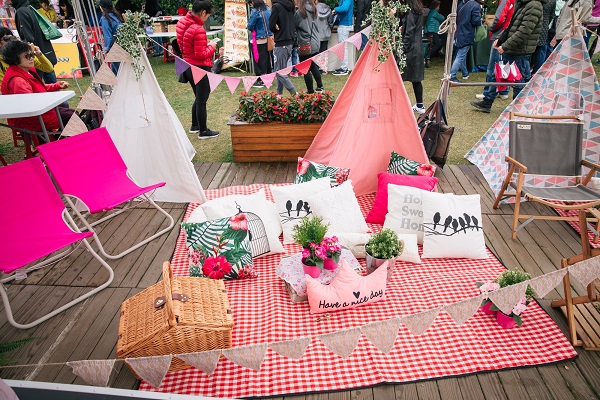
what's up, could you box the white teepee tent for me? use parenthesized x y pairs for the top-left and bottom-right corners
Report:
(101, 49), (206, 203)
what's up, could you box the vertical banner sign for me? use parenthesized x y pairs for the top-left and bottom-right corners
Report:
(224, 0), (250, 64)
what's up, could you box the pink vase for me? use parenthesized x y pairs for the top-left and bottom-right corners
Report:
(481, 302), (497, 316)
(496, 312), (516, 329)
(302, 260), (321, 278)
(323, 257), (338, 271)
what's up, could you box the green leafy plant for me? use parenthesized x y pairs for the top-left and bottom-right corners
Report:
(236, 90), (335, 124)
(117, 10), (150, 80)
(365, 229), (403, 259)
(292, 216), (330, 249)
(1, 337), (36, 366)
(366, 0), (409, 71)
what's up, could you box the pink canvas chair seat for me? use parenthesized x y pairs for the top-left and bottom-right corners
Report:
(38, 127), (175, 260)
(0, 158), (113, 329)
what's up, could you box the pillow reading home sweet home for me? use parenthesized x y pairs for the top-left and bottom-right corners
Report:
(305, 260), (388, 314)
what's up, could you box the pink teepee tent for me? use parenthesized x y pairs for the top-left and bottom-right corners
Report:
(304, 42), (428, 196)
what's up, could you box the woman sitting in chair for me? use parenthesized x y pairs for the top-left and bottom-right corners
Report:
(0, 39), (74, 138)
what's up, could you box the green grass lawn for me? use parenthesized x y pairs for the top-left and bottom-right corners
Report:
(1, 53), (599, 165)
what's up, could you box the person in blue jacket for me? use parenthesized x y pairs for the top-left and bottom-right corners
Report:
(99, 0), (124, 75)
(331, 0), (352, 75)
(247, 0), (273, 87)
(449, 0), (482, 82)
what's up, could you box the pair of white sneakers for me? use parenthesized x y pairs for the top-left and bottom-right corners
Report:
(412, 104), (426, 115)
(475, 93), (509, 100)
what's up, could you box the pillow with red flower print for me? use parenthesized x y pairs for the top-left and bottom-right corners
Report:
(182, 215), (257, 280)
(387, 151), (436, 177)
(294, 157), (350, 187)
(365, 172), (438, 224)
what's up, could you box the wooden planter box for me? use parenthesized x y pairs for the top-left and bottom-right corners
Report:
(228, 115), (322, 162)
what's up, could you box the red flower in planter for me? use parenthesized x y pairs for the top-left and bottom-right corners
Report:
(202, 256), (233, 279)
(229, 214), (249, 230)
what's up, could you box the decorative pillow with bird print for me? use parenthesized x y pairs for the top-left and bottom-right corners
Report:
(270, 177), (331, 244)
(421, 192), (487, 259)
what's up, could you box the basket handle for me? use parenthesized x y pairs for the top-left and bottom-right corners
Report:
(162, 262), (177, 328)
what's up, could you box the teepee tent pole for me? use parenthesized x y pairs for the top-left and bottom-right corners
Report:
(438, 0), (459, 113)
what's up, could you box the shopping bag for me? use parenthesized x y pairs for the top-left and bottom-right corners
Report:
(30, 6), (63, 40)
(494, 58), (522, 92)
(474, 25), (487, 42)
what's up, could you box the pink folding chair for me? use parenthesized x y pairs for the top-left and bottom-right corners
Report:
(0, 158), (114, 329)
(37, 127), (175, 260)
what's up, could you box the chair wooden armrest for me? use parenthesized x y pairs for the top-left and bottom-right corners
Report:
(581, 160), (600, 186)
(582, 159), (600, 171)
(505, 156), (528, 173)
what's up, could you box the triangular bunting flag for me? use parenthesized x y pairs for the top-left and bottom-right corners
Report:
(312, 52), (329, 72)
(347, 33), (363, 50)
(105, 43), (133, 63)
(92, 63), (117, 86)
(295, 59), (313, 75)
(530, 269), (568, 298)
(67, 359), (115, 387)
(269, 337), (311, 360)
(241, 75), (258, 91)
(278, 66), (294, 76)
(191, 65), (207, 84)
(360, 317), (401, 354)
(77, 88), (106, 111)
(175, 57), (190, 77)
(360, 33), (369, 50)
(317, 328), (361, 359)
(444, 295), (483, 325)
(207, 72), (224, 92)
(125, 355), (172, 389)
(60, 113), (88, 137)
(401, 308), (439, 335)
(569, 256), (600, 287)
(260, 72), (277, 88)
(328, 41), (346, 63)
(222, 344), (268, 371)
(488, 282), (528, 315)
(224, 76), (241, 94)
(176, 350), (221, 375)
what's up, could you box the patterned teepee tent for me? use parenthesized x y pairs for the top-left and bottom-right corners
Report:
(465, 31), (600, 195)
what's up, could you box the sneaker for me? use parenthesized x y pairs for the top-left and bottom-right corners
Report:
(476, 93), (509, 100)
(450, 77), (461, 83)
(252, 82), (265, 88)
(315, 86), (324, 93)
(198, 129), (220, 139)
(189, 126), (200, 134)
(470, 100), (492, 113)
(412, 104), (426, 114)
(463, 74), (470, 80)
(332, 68), (349, 76)
(290, 71), (300, 78)
(320, 69), (327, 75)
(498, 94), (509, 100)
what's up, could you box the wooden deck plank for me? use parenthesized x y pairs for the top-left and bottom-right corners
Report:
(454, 375), (484, 400)
(371, 385), (396, 400)
(415, 380), (441, 399)
(436, 378), (462, 400)
(475, 373), (507, 399)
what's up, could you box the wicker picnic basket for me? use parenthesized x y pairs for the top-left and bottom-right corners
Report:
(116, 262), (234, 372)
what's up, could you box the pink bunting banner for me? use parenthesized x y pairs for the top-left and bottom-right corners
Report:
(241, 75), (258, 92)
(67, 359), (115, 387)
(269, 337), (311, 360)
(125, 355), (172, 389)
(328, 41), (346, 63)
(260, 72), (277, 88)
(191, 65), (207, 84)
(224, 76), (241, 94)
(402, 308), (439, 336)
(278, 66), (294, 76)
(360, 318), (401, 354)
(295, 59), (312, 75)
(443, 295), (483, 326)
(317, 328), (361, 359)
(222, 344), (268, 371)
(347, 33), (364, 50)
(207, 72), (224, 92)
(176, 350), (221, 376)
(312, 52), (329, 72)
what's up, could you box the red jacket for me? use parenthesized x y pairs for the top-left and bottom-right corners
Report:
(1, 65), (61, 132)
(176, 12), (215, 67)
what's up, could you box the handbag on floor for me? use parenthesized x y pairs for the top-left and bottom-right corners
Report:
(418, 100), (455, 168)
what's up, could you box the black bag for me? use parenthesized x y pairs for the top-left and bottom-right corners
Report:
(418, 100), (455, 168)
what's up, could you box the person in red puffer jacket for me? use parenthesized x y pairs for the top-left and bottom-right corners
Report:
(176, 0), (220, 140)
(0, 39), (74, 137)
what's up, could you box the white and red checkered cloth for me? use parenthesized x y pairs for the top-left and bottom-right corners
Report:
(140, 184), (577, 398)
(554, 207), (600, 248)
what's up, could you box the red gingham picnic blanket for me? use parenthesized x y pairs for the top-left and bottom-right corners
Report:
(140, 184), (577, 398)
(553, 207), (600, 248)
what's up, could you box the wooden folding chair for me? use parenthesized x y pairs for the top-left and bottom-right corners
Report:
(493, 112), (600, 239)
(551, 209), (600, 350)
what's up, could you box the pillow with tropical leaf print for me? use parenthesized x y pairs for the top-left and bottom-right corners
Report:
(182, 214), (257, 280)
(295, 157), (350, 187)
(387, 151), (436, 177)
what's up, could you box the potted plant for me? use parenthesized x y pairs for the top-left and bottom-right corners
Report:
(365, 228), (403, 282)
(292, 216), (330, 278)
(476, 281), (501, 315)
(321, 236), (342, 271)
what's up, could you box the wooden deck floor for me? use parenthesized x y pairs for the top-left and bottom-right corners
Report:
(1, 162), (599, 400)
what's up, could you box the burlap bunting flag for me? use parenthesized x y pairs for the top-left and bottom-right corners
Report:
(328, 41), (346, 63)
(269, 337), (311, 360)
(207, 72), (224, 92)
(67, 359), (115, 387)
(241, 75), (258, 92)
(105, 43), (133, 63)
(312, 52), (329, 72)
(295, 59), (313, 75)
(260, 72), (277, 88)
(443, 295), (483, 325)
(175, 57), (190, 77)
(223, 76), (241, 94)
(530, 269), (568, 298)
(568, 256), (600, 287)
(77, 88), (107, 111)
(176, 350), (221, 375)
(191, 65), (207, 84)
(125, 354), (172, 389)
(488, 282), (527, 315)
(92, 63), (117, 86)
(402, 308), (439, 335)
(360, 318), (401, 354)
(347, 33), (364, 50)
(60, 113), (88, 137)
(317, 328), (361, 359)
(222, 343), (268, 371)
